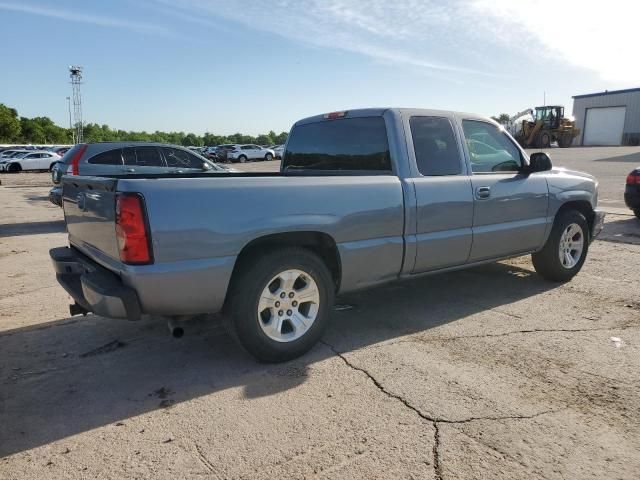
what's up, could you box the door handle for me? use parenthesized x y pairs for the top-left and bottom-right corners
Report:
(475, 186), (491, 199)
(125, 168), (136, 173)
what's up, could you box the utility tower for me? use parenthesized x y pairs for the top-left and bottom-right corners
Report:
(69, 65), (83, 143)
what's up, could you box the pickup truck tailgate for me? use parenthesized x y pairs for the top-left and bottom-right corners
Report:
(63, 176), (121, 262)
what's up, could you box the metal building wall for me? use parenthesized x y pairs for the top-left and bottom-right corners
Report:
(572, 89), (640, 145)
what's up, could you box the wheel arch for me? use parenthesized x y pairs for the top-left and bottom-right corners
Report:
(556, 200), (595, 237)
(224, 231), (342, 308)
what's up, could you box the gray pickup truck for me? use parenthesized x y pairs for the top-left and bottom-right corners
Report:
(51, 108), (605, 361)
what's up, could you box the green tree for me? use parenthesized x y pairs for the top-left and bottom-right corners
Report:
(0, 104), (21, 142)
(181, 133), (202, 146)
(491, 113), (510, 125)
(255, 134), (271, 146)
(274, 131), (288, 144)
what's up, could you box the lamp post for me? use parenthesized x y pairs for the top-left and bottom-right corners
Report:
(66, 96), (75, 144)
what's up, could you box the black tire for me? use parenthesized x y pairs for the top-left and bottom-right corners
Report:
(238, 155), (247, 163)
(229, 248), (334, 362)
(558, 134), (572, 148)
(634, 209), (640, 220)
(264, 153), (273, 162)
(538, 132), (551, 148)
(532, 210), (589, 282)
(7, 163), (21, 173)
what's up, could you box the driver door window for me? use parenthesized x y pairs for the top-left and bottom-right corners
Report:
(462, 120), (522, 173)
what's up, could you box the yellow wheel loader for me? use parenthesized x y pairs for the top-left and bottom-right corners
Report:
(513, 106), (579, 148)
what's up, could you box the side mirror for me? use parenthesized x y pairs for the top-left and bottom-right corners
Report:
(528, 152), (552, 173)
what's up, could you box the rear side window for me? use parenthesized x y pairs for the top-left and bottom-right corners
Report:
(410, 116), (461, 176)
(283, 117), (391, 171)
(124, 146), (165, 167)
(162, 147), (203, 168)
(88, 149), (123, 165)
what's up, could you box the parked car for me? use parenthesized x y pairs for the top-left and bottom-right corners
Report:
(271, 145), (284, 159)
(214, 144), (235, 162)
(52, 146), (71, 157)
(1, 149), (28, 159)
(226, 144), (275, 163)
(0, 150), (61, 172)
(50, 108), (604, 362)
(625, 167), (640, 219)
(48, 142), (237, 206)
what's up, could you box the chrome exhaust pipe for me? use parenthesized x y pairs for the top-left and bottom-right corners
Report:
(167, 318), (184, 338)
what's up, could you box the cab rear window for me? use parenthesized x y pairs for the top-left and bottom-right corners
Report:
(283, 117), (391, 172)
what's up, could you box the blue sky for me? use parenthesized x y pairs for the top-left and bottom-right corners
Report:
(0, 0), (637, 135)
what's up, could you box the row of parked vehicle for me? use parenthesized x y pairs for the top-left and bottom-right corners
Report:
(198, 144), (284, 163)
(0, 146), (70, 173)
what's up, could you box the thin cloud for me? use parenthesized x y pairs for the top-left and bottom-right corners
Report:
(153, 0), (497, 76)
(0, 1), (170, 36)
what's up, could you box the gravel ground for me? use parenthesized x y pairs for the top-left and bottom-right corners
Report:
(1, 151), (639, 479)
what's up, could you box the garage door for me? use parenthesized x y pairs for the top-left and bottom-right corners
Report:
(583, 106), (626, 146)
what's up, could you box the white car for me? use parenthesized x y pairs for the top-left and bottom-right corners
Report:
(226, 144), (275, 163)
(0, 150), (61, 173)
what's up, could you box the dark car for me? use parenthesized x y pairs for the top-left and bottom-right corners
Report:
(49, 142), (238, 206)
(625, 168), (640, 219)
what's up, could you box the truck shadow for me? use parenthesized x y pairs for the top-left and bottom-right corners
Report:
(0, 261), (555, 457)
(0, 220), (66, 237)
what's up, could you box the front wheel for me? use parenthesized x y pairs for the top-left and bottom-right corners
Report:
(229, 248), (334, 362)
(7, 163), (21, 173)
(238, 155), (247, 163)
(538, 132), (551, 148)
(264, 153), (273, 162)
(532, 210), (589, 282)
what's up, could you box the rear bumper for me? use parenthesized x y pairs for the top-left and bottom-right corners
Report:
(50, 246), (142, 320)
(591, 209), (605, 241)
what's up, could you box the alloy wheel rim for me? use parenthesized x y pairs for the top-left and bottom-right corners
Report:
(257, 269), (320, 343)
(558, 223), (584, 269)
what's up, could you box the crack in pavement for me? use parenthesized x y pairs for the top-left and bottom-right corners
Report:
(321, 340), (565, 480)
(369, 325), (639, 349)
(194, 442), (222, 479)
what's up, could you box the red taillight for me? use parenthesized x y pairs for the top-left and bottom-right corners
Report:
(66, 144), (87, 175)
(115, 193), (152, 264)
(626, 171), (640, 185)
(324, 111), (347, 119)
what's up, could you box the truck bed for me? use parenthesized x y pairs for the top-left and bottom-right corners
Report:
(62, 173), (407, 316)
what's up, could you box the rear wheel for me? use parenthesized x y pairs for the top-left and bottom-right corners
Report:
(238, 155), (247, 163)
(532, 210), (589, 282)
(558, 134), (573, 148)
(229, 248), (334, 362)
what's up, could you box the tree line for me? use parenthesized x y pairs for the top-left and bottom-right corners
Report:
(0, 103), (288, 146)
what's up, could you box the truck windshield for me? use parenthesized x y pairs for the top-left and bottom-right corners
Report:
(283, 117), (391, 172)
